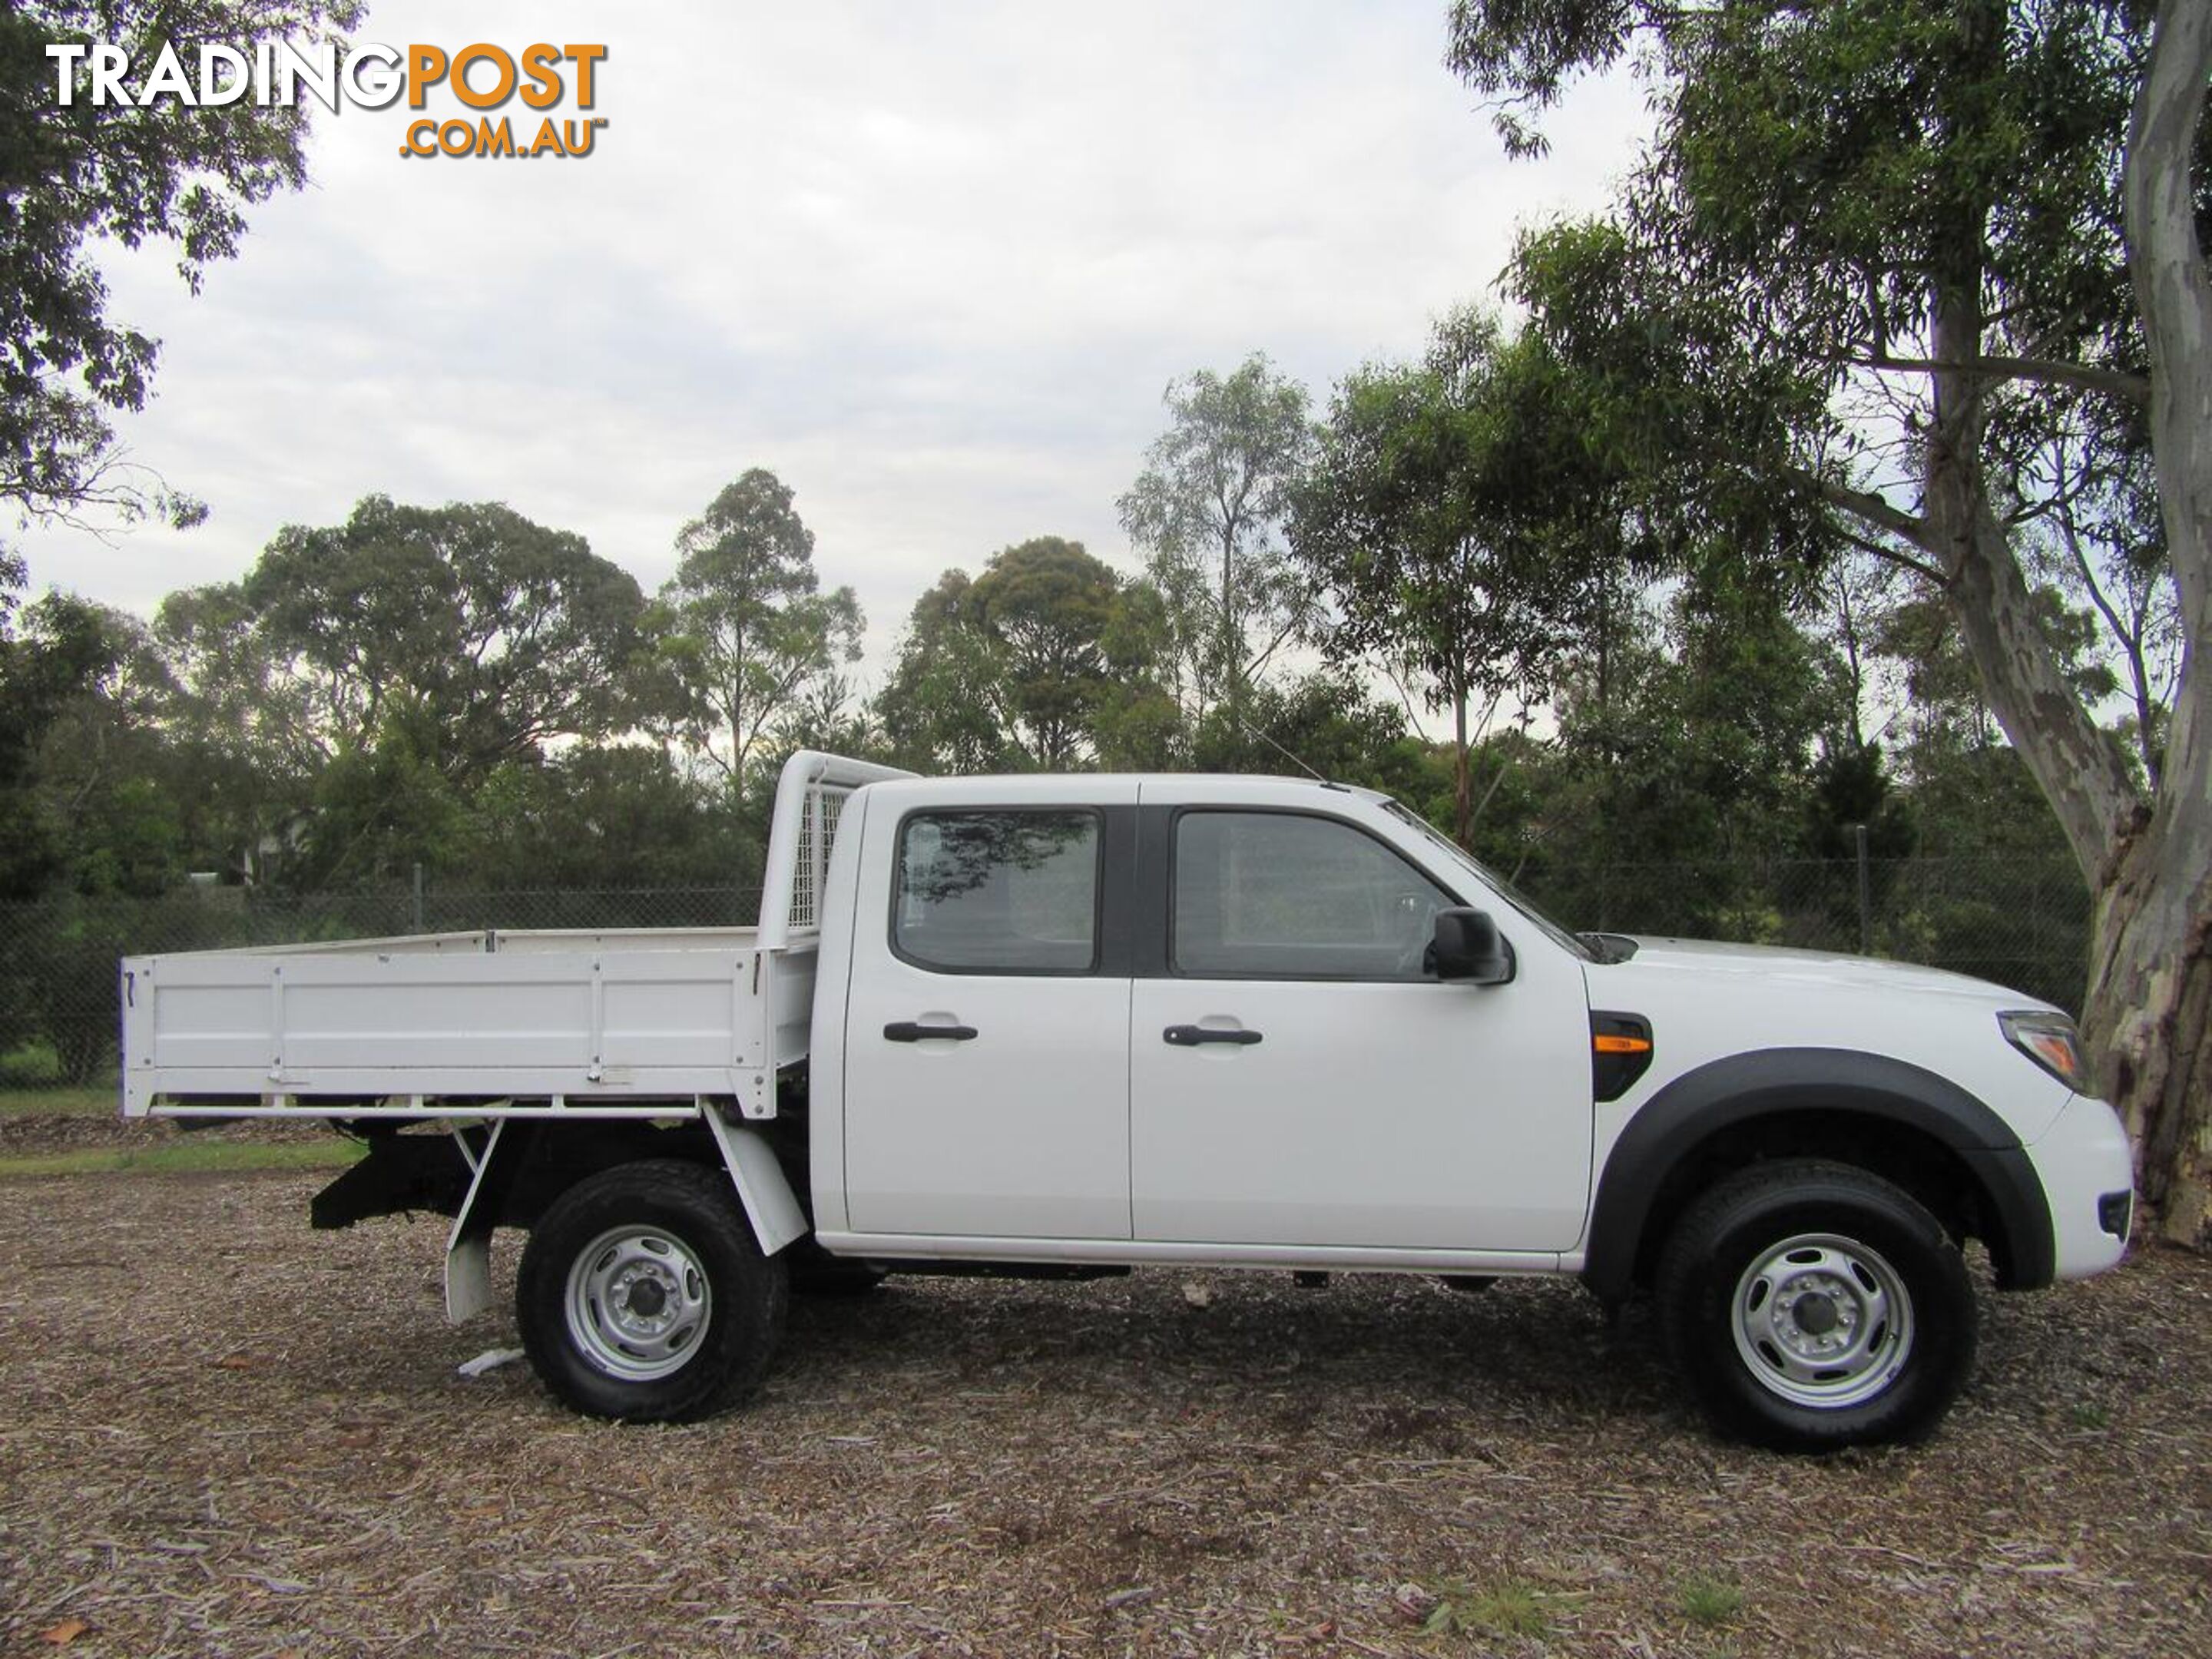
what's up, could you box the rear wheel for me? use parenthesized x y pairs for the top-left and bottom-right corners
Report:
(1656, 1161), (1975, 1452)
(518, 1160), (786, 1422)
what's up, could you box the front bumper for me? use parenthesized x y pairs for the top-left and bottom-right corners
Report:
(2022, 1091), (2135, 1281)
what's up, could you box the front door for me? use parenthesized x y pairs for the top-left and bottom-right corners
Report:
(1128, 793), (1592, 1252)
(843, 783), (1135, 1240)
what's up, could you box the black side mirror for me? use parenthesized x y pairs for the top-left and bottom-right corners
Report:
(1429, 908), (1515, 985)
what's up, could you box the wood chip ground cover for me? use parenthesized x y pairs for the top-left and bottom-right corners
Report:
(0, 1154), (2206, 1657)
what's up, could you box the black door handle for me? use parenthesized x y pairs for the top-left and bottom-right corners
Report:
(1163, 1025), (1262, 1047)
(884, 1021), (979, 1043)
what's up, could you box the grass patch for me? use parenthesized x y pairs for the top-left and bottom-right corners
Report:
(1420, 1577), (1573, 1641)
(1679, 1571), (1744, 1628)
(0, 1084), (121, 1119)
(0, 1140), (363, 1180)
(2068, 1401), (2111, 1431)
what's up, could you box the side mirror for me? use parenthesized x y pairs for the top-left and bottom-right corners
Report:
(1430, 908), (1515, 985)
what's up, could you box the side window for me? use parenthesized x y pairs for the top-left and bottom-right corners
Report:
(1173, 811), (1452, 980)
(894, 810), (1101, 974)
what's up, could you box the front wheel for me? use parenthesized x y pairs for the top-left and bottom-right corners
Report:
(1656, 1161), (1975, 1452)
(518, 1160), (787, 1422)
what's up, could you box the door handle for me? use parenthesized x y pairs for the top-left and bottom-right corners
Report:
(1163, 1025), (1262, 1047)
(884, 1021), (979, 1043)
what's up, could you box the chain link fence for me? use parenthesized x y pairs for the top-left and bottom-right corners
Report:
(1515, 854), (2091, 1015)
(0, 856), (2091, 1088)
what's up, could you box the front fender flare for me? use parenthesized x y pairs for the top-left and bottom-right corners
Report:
(1581, 1047), (2055, 1301)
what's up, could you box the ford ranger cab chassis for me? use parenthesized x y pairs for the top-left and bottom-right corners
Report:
(118, 751), (2135, 1449)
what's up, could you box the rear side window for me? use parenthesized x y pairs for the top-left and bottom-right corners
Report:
(1173, 810), (1452, 980)
(893, 810), (1101, 973)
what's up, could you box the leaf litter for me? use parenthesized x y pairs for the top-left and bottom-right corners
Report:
(1, 1144), (2207, 1657)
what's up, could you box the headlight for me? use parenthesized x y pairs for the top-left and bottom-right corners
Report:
(1999, 1009), (2085, 1091)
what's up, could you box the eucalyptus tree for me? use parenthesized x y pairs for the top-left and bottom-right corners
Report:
(2, 0), (360, 523)
(875, 569), (1017, 775)
(152, 495), (646, 886)
(1293, 309), (1637, 846)
(1118, 354), (1313, 722)
(876, 538), (1161, 772)
(1448, 0), (2212, 1240)
(166, 495), (645, 782)
(968, 537), (1124, 769)
(651, 469), (863, 790)
(195, 493), (645, 778)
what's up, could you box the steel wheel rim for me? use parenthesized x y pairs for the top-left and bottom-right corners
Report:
(1729, 1232), (1914, 1409)
(565, 1225), (714, 1382)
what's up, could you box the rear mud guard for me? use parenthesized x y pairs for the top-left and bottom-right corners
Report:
(445, 1121), (521, 1323)
(442, 1110), (809, 1323)
(701, 1107), (810, 1259)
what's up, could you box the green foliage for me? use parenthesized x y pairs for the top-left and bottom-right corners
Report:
(1550, 576), (1843, 867)
(151, 578), (321, 873)
(1089, 577), (1185, 769)
(1876, 585), (2119, 764)
(651, 469), (863, 788)
(1118, 354), (1313, 717)
(1897, 742), (2078, 862)
(2, 889), (240, 1081)
(876, 569), (1018, 774)
(166, 495), (645, 780)
(874, 541), (1173, 773)
(462, 746), (757, 892)
(148, 496), (647, 888)
(1678, 1572), (1744, 1629)
(0, 574), (124, 896)
(1190, 670), (1433, 796)
(1455, 0), (2196, 886)
(1293, 307), (1636, 843)
(294, 726), (472, 889)
(970, 538), (1124, 767)
(1, 0), (361, 522)
(1460, 0), (2154, 376)
(1416, 1576), (1572, 1641)
(24, 594), (189, 896)
(1803, 743), (1916, 864)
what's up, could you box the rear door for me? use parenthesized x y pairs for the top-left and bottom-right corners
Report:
(842, 780), (1136, 1240)
(1127, 784), (1593, 1251)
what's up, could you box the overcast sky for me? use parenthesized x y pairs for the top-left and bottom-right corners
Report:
(18, 0), (1644, 687)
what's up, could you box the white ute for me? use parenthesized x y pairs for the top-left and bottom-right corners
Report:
(120, 750), (2135, 1450)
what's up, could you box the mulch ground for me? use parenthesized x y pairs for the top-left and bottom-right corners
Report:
(0, 1111), (328, 1157)
(0, 1131), (2207, 1657)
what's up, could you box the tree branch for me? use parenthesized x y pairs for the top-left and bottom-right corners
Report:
(1847, 352), (2150, 404)
(1808, 473), (1938, 559)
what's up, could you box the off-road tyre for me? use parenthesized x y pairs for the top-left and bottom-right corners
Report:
(1656, 1159), (1975, 1452)
(518, 1159), (787, 1422)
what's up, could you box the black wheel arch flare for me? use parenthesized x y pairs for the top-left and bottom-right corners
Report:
(1581, 1046), (2057, 1301)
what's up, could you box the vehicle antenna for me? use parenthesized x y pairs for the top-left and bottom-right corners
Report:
(1230, 703), (1330, 784)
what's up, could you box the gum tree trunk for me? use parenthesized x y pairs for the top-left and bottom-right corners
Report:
(2097, 0), (2212, 1246)
(1909, 0), (2212, 1246)
(2085, 836), (2212, 1243)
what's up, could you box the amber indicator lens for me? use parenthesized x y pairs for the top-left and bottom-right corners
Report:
(1998, 1010), (2085, 1090)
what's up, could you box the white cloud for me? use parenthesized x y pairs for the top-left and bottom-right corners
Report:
(14, 0), (1647, 685)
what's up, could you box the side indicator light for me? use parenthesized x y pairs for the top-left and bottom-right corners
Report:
(1590, 1012), (1655, 1102)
